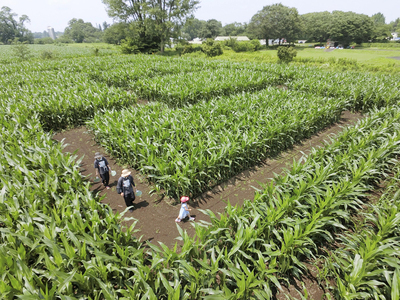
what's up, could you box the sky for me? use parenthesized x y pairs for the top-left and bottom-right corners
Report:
(1, 0), (399, 33)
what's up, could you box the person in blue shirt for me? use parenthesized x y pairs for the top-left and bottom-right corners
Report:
(175, 196), (195, 222)
(94, 152), (112, 189)
(117, 169), (136, 212)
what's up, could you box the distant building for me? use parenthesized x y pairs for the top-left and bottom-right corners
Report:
(214, 36), (250, 41)
(391, 32), (398, 40)
(188, 37), (202, 44)
(47, 26), (56, 40)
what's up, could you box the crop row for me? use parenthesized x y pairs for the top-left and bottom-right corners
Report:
(88, 87), (348, 198)
(3, 104), (400, 299)
(288, 70), (400, 111)
(129, 65), (296, 107)
(2, 55), (399, 132)
(325, 163), (400, 298)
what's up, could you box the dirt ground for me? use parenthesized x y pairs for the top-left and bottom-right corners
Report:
(53, 111), (363, 299)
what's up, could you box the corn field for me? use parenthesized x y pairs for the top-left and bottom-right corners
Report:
(1, 52), (400, 299)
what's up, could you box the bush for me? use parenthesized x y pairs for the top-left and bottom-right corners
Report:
(120, 38), (140, 54)
(175, 44), (184, 56)
(40, 50), (54, 60)
(277, 46), (297, 63)
(250, 39), (262, 51)
(11, 39), (32, 60)
(233, 41), (255, 52)
(202, 39), (223, 57)
(34, 37), (54, 44)
(182, 44), (202, 55)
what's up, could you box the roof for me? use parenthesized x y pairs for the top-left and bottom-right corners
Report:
(214, 36), (250, 41)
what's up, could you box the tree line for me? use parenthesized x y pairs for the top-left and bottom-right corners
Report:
(1, 2), (400, 52)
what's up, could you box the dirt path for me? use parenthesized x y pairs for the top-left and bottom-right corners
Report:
(53, 111), (363, 248)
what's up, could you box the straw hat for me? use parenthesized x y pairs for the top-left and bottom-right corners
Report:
(180, 196), (189, 202)
(94, 152), (102, 159)
(121, 169), (131, 177)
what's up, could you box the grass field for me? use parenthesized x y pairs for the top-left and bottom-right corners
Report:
(181, 46), (400, 73)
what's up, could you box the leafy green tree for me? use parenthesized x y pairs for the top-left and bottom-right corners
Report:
(102, 0), (199, 53)
(390, 18), (400, 32)
(182, 18), (205, 40)
(248, 3), (303, 46)
(223, 22), (247, 36)
(0, 6), (33, 44)
(103, 22), (129, 44)
(63, 18), (102, 43)
(199, 19), (225, 39)
(300, 11), (331, 42)
(329, 11), (374, 45)
(371, 12), (386, 25)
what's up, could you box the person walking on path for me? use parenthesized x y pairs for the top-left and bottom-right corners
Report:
(175, 196), (195, 222)
(94, 152), (112, 189)
(117, 169), (136, 212)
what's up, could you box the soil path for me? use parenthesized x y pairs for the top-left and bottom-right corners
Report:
(53, 111), (363, 248)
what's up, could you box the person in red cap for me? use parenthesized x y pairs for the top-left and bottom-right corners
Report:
(175, 196), (195, 222)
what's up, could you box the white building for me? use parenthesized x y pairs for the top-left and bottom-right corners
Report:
(47, 26), (56, 40)
(188, 38), (202, 44)
(214, 36), (250, 41)
(391, 32), (398, 40)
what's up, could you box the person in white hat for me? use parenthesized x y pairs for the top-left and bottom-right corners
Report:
(94, 152), (112, 189)
(116, 169), (136, 212)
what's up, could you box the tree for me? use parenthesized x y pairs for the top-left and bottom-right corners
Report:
(0, 6), (33, 44)
(390, 18), (400, 32)
(248, 3), (303, 47)
(371, 12), (386, 25)
(102, 21), (110, 31)
(103, 22), (129, 44)
(199, 19), (225, 39)
(182, 18), (205, 40)
(63, 18), (102, 43)
(223, 22), (247, 37)
(329, 11), (374, 45)
(300, 12), (331, 42)
(102, 0), (199, 53)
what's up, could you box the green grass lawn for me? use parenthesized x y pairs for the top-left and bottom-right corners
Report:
(182, 47), (400, 73)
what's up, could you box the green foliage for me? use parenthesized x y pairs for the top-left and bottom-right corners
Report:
(223, 22), (247, 37)
(199, 19), (225, 39)
(120, 38), (140, 54)
(2, 51), (400, 299)
(102, 22), (129, 45)
(202, 38), (223, 57)
(63, 18), (102, 43)
(233, 41), (255, 52)
(102, 0), (199, 52)
(231, 40), (261, 52)
(40, 50), (54, 59)
(329, 11), (374, 46)
(277, 46), (297, 63)
(34, 37), (54, 44)
(0, 6), (33, 44)
(11, 38), (32, 60)
(250, 39), (262, 50)
(182, 44), (202, 55)
(248, 3), (303, 44)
